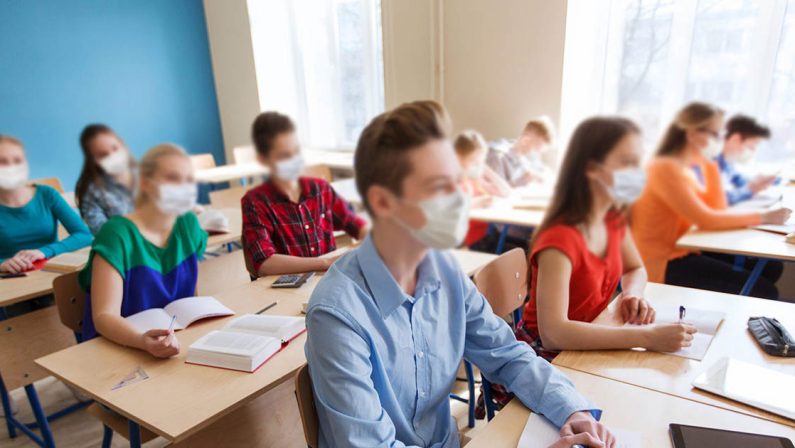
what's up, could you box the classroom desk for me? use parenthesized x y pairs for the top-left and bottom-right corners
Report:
(553, 282), (795, 427)
(195, 164), (268, 185)
(0, 249), (90, 309)
(0, 270), (61, 308)
(34, 248), (496, 444)
(466, 367), (795, 448)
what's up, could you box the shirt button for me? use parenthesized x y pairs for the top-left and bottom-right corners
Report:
(304, 224), (310, 230)
(321, 213), (325, 218)
(419, 390), (426, 397)
(417, 351), (424, 358)
(310, 247), (315, 252)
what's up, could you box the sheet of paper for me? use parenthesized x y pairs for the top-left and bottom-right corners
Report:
(666, 331), (713, 361)
(163, 296), (234, 327)
(125, 308), (184, 333)
(517, 414), (641, 448)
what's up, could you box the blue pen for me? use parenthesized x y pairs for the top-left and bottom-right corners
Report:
(679, 306), (686, 323)
(165, 315), (177, 342)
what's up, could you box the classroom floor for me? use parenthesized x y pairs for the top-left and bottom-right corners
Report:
(0, 373), (489, 447)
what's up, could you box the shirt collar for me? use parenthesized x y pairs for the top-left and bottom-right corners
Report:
(357, 235), (442, 319)
(264, 177), (310, 203)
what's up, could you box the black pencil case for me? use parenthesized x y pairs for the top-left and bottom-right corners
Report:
(748, 316), (794, 357)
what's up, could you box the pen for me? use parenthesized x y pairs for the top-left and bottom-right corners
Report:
(679, 305), (686, 323)
(164, 315), (177, 344)
(256, 301), (278, 315)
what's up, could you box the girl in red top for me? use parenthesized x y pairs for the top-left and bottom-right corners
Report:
(478, 117), (698, 417)
(520, 117), (695, 360)
(453, 130), (511, 247)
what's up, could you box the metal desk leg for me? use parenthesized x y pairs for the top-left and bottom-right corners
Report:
(128, 420), (142, 448)
(739, 259), (768, 296)
(495, 225), (511, 254)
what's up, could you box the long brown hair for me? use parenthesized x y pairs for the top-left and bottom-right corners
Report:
(656, 102), (723, 156)
(75, 124), (132, 207)
(532, 116), (640, 248)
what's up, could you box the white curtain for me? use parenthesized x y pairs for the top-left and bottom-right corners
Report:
(562, 0), (795, 162)
(248, 0), (385, 150)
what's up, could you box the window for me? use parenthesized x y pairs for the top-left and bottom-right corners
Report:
(562, 0), (795, 161)
(248, 0), (385, 151)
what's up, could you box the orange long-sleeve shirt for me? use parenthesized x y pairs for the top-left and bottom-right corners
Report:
(631, 155), (762, 282)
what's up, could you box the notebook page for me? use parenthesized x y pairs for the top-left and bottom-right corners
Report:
(624, 305), (724, 335)
(163, 296), (234, 328)
(125, 308), (183, 333)
(517, 414), (641, 448)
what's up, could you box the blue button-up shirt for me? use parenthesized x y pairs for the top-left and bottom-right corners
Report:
(716, 153), (753, 205)
(305, 236), (599, 447)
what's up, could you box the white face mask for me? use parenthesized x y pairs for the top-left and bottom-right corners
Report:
(605, 167), (646, 205)
(156, 182), (197, 215)
(737, 146), (755, 164)
(98, 150), (130, 176)
(702, 138), (723, 159)
(395, 189), (471, 250)
(465, 163), (484, 180)
(275, 154), (305, 182)
(0, 163), (29, 190)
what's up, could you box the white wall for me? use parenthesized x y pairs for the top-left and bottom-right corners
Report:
(203, 0), (261, 163)
(441, 0), (568, 140)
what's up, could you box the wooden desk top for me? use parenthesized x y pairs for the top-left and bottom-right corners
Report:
(468, 198), (545, 227)
(553, 282), (795, 427)
(36, 281), (308, 442)
(195, 164), (268, 184)
(466, 367), (795, 448)
(34, 248), (496, 441)
(0, 270), (61, 308)
(303, 150), (354, 170)
(0, 249), (90, 308)
(676, 227), (795, 261)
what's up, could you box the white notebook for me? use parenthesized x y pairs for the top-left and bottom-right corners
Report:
(124, 296), (234, 333)
(517, 414), (641, 448)
(187, 314), (306, 372)
(624, 305), (725, 361)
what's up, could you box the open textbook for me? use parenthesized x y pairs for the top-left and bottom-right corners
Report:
(517, 414), (640, 448)
(124, 296), (234, 333)
(624, 305), (725, 361)
(187, 314), (306, 372)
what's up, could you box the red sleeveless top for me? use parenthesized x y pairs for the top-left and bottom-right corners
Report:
(522, 212), (626, 333)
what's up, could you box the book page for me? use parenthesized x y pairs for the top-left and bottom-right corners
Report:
(125, 308), (183, 333)
(163, 296), (234, 328)
(518, 414), (641, 448)
(190, 330), (276, 357)
(224, 314), (305, 341)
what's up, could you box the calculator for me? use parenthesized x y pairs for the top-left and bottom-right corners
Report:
(271, 272), (315, 288)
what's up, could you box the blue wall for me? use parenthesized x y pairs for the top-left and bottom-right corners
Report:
(0, 0), (225, 190)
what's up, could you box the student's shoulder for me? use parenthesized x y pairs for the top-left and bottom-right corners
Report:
(647, 156), (685, 176)
(241, 182), (271, 203)
(93, 216), (136, 247)
(34, 184), (63, 202)
(531, 224), (583, 259)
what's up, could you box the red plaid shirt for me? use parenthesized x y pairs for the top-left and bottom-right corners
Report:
(241, 177), (365, 274)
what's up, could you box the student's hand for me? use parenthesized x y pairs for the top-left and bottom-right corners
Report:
(761, 207), (792, 224)
(644, 323), (697, 352)
(560, 411), (615, 448)
(548, 432), (605, 448)
(749, 175), (777, 194)
(0, 249), (45, 273)
(617, 294), (655, 325)
(140, 329), (180, 358)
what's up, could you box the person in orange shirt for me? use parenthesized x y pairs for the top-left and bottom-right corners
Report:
(453, 130), (511, 250)
(631, 102), (791, 299)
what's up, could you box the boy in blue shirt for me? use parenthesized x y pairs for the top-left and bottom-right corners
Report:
(716, 115), (775, 205)
(304, 101), (615, 448)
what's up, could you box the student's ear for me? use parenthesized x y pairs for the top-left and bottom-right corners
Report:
(366, 185), (398, 219)
(584, 160), (602, 181)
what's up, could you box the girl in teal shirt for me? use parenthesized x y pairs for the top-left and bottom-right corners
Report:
(0, 135), (92, 273)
